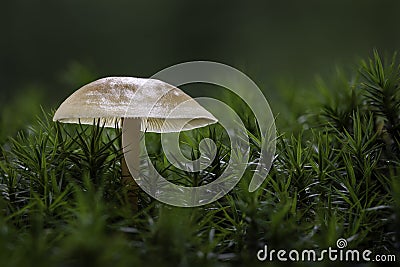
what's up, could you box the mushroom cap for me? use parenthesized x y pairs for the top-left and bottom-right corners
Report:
(53, 77), (217, 133)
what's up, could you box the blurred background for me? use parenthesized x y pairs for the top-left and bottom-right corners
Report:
(1, 0), (400, 139)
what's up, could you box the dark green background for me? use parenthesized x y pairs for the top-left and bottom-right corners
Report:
(2, 0), (400, 109)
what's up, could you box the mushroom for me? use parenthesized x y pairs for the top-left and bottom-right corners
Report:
(53, 77), (218, 210)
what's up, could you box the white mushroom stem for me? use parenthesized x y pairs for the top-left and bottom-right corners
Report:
(121, 118), (141, 211)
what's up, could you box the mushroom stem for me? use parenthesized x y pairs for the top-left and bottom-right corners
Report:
(121, 118), (141, 212)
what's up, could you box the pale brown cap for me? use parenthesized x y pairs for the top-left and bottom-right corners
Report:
(53, 77), (217, 132)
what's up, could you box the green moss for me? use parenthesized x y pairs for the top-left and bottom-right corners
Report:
(0, 51), (399, 266)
